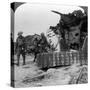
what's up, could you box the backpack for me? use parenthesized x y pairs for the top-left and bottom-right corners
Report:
(17, 36), (24, 47)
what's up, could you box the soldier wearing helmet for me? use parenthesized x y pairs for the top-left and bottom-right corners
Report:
(15, 31), (26, 66)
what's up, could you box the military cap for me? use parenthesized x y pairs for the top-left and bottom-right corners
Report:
(18, 31), (23, 35)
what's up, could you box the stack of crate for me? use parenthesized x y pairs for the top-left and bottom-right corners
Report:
(36, 51), (87, 69)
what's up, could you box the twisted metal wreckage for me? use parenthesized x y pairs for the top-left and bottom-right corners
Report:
(35, 8), (88, 84)
(36, 8), (88, 69)
(25, 8), (87, 54)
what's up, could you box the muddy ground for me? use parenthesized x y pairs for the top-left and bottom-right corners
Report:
(12, 55), (88, 88)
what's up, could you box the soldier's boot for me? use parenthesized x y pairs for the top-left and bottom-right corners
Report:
(22, 55), (26, 65)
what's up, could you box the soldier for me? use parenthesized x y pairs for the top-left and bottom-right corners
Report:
(15, 31), (26, 66)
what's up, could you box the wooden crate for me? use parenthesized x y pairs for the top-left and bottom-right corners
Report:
(36, 51), (87, 68)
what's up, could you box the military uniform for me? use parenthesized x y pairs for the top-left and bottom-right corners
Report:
(15, 32), (26, 66)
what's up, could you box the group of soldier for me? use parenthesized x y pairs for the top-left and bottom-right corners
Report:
(11, 31), (50, 66)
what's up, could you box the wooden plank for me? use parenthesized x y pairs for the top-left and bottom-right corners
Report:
(57, 52), (60, 66)
(49, 52), (53, 67)
(53, 52), (56, 66)
(59, 53), (62, 65)
(73, 52), (77, 64)
(72, 52), (75, 64)
(47, 53), (50, 68)
(64, 52), (66, 65)
(45, 53), (48, 68)
(55, 52), (57, 66)
(82, 52), (86, 65)
(70, 52), (73, 65)
(48, 53), (50, 68)
(68, 52), (71, 65)
(65, 52), (69, 65)
(61, 52), (64, 65)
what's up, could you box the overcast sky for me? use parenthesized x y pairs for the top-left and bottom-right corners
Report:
(14, 3), (84, 41)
